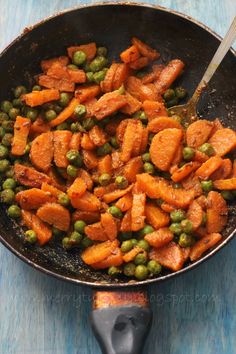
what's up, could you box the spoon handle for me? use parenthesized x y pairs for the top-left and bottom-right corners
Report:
(191, 16), (236, 104)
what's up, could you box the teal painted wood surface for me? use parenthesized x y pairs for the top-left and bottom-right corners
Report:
(0, 1), (236, 353)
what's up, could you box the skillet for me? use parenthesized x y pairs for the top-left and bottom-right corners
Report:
(0, 3), (236, 353)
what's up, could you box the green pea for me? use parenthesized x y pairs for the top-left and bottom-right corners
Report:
(169, 222), (182, 235)
(2, 178), (16, 190)
(93, 69), (107, 84)
(56, 122), (70, 130)
(2, 120), (14, 133)
(201, 212), (207, 226)
(163, 89), (175, 101)
(183, 147), (195, 161)
(0, 145), (9, 159)
(135, 265), (149, 280)
(72, 50), (87, 66)
(12, 98), (23, 108)
(121, 240), (133, 253)
(67, 64), (78, 70)
(26, 108), (38, 121)
(131, 238), (138, 247)
(32, 85), (41, 91)
(14, 85), (27, 98)
(137, 239), (150, 251)
(180, 219), (193, 234)
(45, 109), (57, 122)
(5, 166), (14, 178)
(74, 220), (86, 234)
(221, 190), (235, 201)
(2, 133), (13, 147)
(24, 230), (37, 244)
(134, 252), (148, 265)
(142, 152), (150, 162)
(86, 72), (95, 83)
(62, 237), (72, 250)
(0, 159), (10, 173)
(7, 204), (21, 218)
(178, 233), (195, 247)
(97, 47), (108, 57)
(71, 122), (84, 133)
(110, 136), (119, 148)
(139, 111), (148, 124)
(201, 180), (213, 193)
(80, 236), (93, 249)
(58, 92), (71, 107)
(99, 173), (111, 186)
(0, 127), (5, 139)
(175, 87), (187, 99)
(1, 101), (13, 113)
(82, 117), (96, 131)
(97, 143), (112, 157)
(66, 150), (83, 167)
(118, 232), (133, 242)
(170, 210), (186, 223)
(90, 56), (108, 72)
(58, 193), (70, 207)
(108, 266), (121, 276)
(52, 227), (64, 238)
(1, 189), (15, 204)
(107, 206), (123, 219)
(166, 97), (179, 108)
(70, 231), (83, 245)
(123, 262), (136, 277)
(0, 112), (9, 122)
(143, 162), (155, 174)
(198, 143), (215, 157)
(138, 225), (154, 237)
(147, 260), (162, 275)
(74, 104), (86, 119)
(115, 175), (128, 189)
(66, 165), (78, 177)
(8, 108), (20, 120)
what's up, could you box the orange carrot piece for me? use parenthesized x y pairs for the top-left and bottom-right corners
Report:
(38, 75), (75, 92)
(115, 193), (133, 212)
(210, 158), (232, 180)
(144, 228), (173, 248)
(75, 84), (101, 102)
(16, 188), (54, 210)
(123, 247), (144, 263)
(72, 210), (100, 223)
(84, 98), (98, 118)
(126, 77), (158, 102)
(101, 63), (119, 93)
(53, 130), (72, 168)
(67, 42), (97, 61)
(142, 100), (168, 121)
(74, 191), (101, 211)
(233, 160), (236, 177)
(145, 202), (170, 229)
(14, 163), (51, 188)
(195, 195), (208, 210)
(120, 92), (142, 115)
(129, 57), (150, 70)
(67, 177), (87, 208)
(141, 71), (157, 84)
(85, 222), (108, 241)
(120, 45), (140, 63)
(89, 125), (107, 146)
(112, 63), (129, 90)
(190, 233), (222, 261)
(37, 203), (70, 231)
(76, 168), (93, 190)
(111, 151), (124, 170)
(30, 131), (53, 172)
(69, 133), (81, 151)
(193, 150), (209, 163)
(30, 117), (50, 136)
(81, 240), (118, 265)
(210, 118), (224, 137)
(160, 177), (196, 208)
(187, 200), (203, 230)
(131, 120), (143, 157)
(21, 210), (52, 246)
(120, 120), (137, 162)
(171, 162), (200, 183)
(92, 91), (127, 120)
(98, 155), (112, 175)
(123, 157), (143, 183)
(150, 242), (185, 271)
(150, 128), (183, 171)
(47, 167), (66, 191)
(120, 209), (132, 232)
(132, 37), (160, 61)
(41, 56), (69, 72)
(94, 183), (116, 198)
(103, 185), (133, 204)
(116, 118), (133, 144)
(81, 150), (98, 170)
(147, 116), (182, 133)
(46, 62), (70, 80)
(140, 127), (148, 154)
(195, 156), (223, 180)
(170, 143), (183, 169)
(41, 182), (62, 198)
(92, 247), (123, 269)
(160, 202), (176, 213)
(136, 173), (161, 199)
(213, 178), (236, 190)
(67, 68), (86, 83)
(131, 192), (146, 231)
(154, 59), (185, 94)
(23, 89), (60, 107)
(11, 116), (31, 156)
(81, 133), (96, 150)
(101, 213), (118, 240)
(186, 120), (214, 148)
(50, 98), (79, 127)
(209, 128), (236, 156)
(182, 173), (203, 198)
(206, 191), (228, 233)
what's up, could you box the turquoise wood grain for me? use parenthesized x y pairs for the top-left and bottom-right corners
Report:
(0, 1), (236, 354)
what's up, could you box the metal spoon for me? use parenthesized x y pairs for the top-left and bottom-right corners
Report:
(169, 16), (236, 125)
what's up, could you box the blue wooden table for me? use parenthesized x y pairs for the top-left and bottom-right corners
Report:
(0, 1), (236, 353)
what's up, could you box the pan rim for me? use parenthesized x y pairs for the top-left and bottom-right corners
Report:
(0, 1), (235, 288)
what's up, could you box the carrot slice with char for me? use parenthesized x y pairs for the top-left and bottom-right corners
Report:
(213, 178), (236, 190)
(81, 150), (98, 170)
(81, 240), (119, 265)
(41, 182), (62, 198)
(154, 59), (185, 94)
(67, 177), (87, 208)
(132, 37), (160, 60)
(157, 178), (195, 208)
(126, 77), (158, 102)
(171, 162), (200, 183)
(23, 89), (60, 107)
(120, 45), (140, 63)
(89, 125), (107, 147)
(129, 57), (150, 70)
(30, 117), (50, 136)
(186, 120), (214, 148)
(67, 42), (97, 61)
(14, 163), (51, 188)
(101, 213), (118, 240)
(120, 120), (137, 162)
(142, 100), (168, 121)
(115, 193), (133, 212)
(206, 191), (228, 233)
(103, 185), (133, 204)
(144, 228), (173, 248)
(101, 63), (119, 93)
(145, 202), (170, 229)
(74, 191), (101, 211)
(123, 247), (145, 263)
(81, 133), (95, 150)
(187, 200), (203, 230)
(98, 155), (112, 175)
(75, 84), (101, 102)
(16, 188), (55, 210)
(30, 131), (53, 172)
(120, 92), (142, 115)
(72, 210), (100, 223)
(147, 116), (182, 132)
(131, 192), (146, 231)
(53, 130), (72, 168)
(37, 203), (70, 231)
(112, 63), (129, 90)
(21, 210), (52, 246)
(189, 233), (222, 261)
(209, 128), (236, 156)
(41, 56), (69, 72)
(136, 173), (161, 199)
(38, 75), (75, 92)
(120, 209), (132, 232)
(150, 242), (185, 271)
(210, 158), (232, 180)
(92, 247), (123, 269)
(92, 91), (127, 120)
(123, 157), (143, 183)
(69, 133), (81, 151)
(85, 222), (108, 241)
(50, 98), (79, 127)
(11, 116), (31, 156)
(195, 156), (223, 180)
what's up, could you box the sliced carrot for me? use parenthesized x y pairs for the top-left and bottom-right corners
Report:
(41, 182), (62, 198)
(41, 56), (69, 72)
(101, 63), (119, 93)
(123, 247), (145, 263)
(132, 37), (160, 61)
(11, 116), (31, 156)
(210, 158), (232, 180)
(30, 131), (53, 172)
(16, 188), (54, 210)
(46, 62), (70, 80)
(116, 118), (133, 145)
(98, 155), (112, 175)
(112, 63), (129, 90)
(111, 151), (124, 170)
(193, 150), (209, 163)
(101, 213), (118, 240)
(131, 192), (146, 231)
(81, 240), (118, 265)
(186, 120), (214, 148)
(47, 167), (66, 191)
(74, 191), (101, 211)
(195, 156), (223, 180)
(72, 210), (100, 223)
(21, 210), (52, 246)
(171, 162), (200, 183)
(195, 195), (208, 210)
(120, 92), (142, 115)
(92, 91), (127, 120)
(38, 75), (75, 92)
(147, 116), (182, 132)
(213, 178), (236, 190)
(89, 125), (107, 147)
(131, 120), (143, 157)
(145, 202), (170, 229)
(92, 247), (123, 269)
(103, 185), (133, 204)
(170, 143), (183, 169)
(210, 118), (224, 137)
(190, 233), (222, 261)
(81, 133), (96, 150)
(23, 89), (60, 107)
(120, 209), (132, 232)
(154, 59), (185, 94)
(187, 200), (203, 230)
(150, 128), (183, 171)
(120, 120), (137, 162)
(115, 193), (133, 212)
(141, 71), (157, 84)
(157, 178), (195, 208)
(85, 222), (108, 241)
(126, 76), (158, 102)
(67, 42), (97, 61)
(94, 183), (116, 198)
(123, 157), (143, 183)
(14, 163), (51, 188)
(68, 68), (86, 83)
(129, 57), (150, 70)
(50, 98), (79, 127)
(144, 228), (173, 248)
(69, 132), (81, 151)
(233, 160), (236, 177)
(67, 177), (87, 208)
(30, 116), (50, 136)
(140, 127), (148, 154)
(81, 150), (98, 170)
(142, 100), (168, 121)
(209, 128), (236, 156)
(84, 98), (98, 118)
(37, 203), (70, 231)
(181, 173), (203, 198)
(160, 202), (176, 213)
(136, 173), (161, 199)
(75, 84), (101, 102)
(206, 191), (228, 233)
(149, 242), (185, 271)
(53, 130), (72, 168)
(120, 45), (140, 63)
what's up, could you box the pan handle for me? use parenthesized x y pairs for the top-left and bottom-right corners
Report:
(90, 290), (152, 354)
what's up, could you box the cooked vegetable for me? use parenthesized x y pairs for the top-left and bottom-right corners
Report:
(30, 131), (53, 171)
(11, 116), (31, 156)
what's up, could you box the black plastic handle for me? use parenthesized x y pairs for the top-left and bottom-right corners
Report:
(90, 291), (152, 354)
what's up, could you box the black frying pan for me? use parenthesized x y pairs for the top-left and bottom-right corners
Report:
(0, 3), (236, 354)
